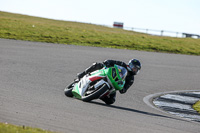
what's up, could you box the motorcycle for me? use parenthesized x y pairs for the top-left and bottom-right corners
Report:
(64, 65), (127, 103)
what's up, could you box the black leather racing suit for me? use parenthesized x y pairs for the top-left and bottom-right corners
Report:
(78, 60), (135, 104)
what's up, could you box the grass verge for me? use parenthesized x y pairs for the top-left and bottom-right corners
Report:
(0, 122), (56, 133)
(1, 11), (200, 55)
(193, 101), (200, 114)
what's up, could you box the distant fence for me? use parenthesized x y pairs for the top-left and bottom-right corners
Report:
(124, 27), (200, 39)
(103, 24), (200, 39)
(124, 27), (182, 38)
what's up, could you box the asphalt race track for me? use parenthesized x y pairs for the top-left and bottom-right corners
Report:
(0, 39), (200, 133)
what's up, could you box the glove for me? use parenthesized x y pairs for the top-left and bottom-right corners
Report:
(103, 61), (111, 67)
(119, 88), (127, 94)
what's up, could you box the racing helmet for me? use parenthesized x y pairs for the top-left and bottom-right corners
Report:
(127, 59), (141, 75)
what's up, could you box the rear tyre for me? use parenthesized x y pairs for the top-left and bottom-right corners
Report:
(82, 84), (109, 102)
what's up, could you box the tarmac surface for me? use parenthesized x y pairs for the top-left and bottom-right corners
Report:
(0, 39), (200, 133)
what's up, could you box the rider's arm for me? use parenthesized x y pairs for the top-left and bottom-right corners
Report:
(119, 74), (134, 94)
(103, 60), (127, 68)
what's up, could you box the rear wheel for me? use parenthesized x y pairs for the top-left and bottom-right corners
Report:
(82, 84), (109, 102)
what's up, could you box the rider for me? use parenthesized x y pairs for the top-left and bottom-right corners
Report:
(77, 59), (141, 105)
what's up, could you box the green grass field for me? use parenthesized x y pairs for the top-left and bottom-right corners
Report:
(0, 122), (56, 133)
(1, 11), (200, 55)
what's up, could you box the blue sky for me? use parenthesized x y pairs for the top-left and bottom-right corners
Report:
(1, 0), (200, 36)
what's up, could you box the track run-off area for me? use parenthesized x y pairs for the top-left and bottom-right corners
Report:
(0, 39), (200, 133)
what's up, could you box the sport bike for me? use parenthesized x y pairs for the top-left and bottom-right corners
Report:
(64, 65), (127, 102)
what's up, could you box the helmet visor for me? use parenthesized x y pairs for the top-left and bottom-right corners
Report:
(129, 64), (140, 74)
(132, 67), (139, 74)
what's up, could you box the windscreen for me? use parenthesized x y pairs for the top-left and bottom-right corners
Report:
(116, 65), (127, 80)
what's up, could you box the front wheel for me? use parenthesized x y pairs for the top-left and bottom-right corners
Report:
(64, 87), (73, 97)
(82, 84), (109, 102)
(64, 81), (77, 97)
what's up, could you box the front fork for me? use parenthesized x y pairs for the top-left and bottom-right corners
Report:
(100, 88), (115, 98)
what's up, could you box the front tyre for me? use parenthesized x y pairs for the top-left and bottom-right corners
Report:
(64, 81), (77, 97)
(82, 84), (109, 102)
(64, 87), (73, 97)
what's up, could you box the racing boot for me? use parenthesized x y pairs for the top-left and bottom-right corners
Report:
(100, 92), (116, 105)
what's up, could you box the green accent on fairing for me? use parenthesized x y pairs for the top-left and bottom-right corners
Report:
(111, 65), (124, 90)
(99, 65), (124, 90)
(72, 84), (82, 99)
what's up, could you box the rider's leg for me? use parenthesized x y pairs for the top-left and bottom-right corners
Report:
(77, 62), (104, 79)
